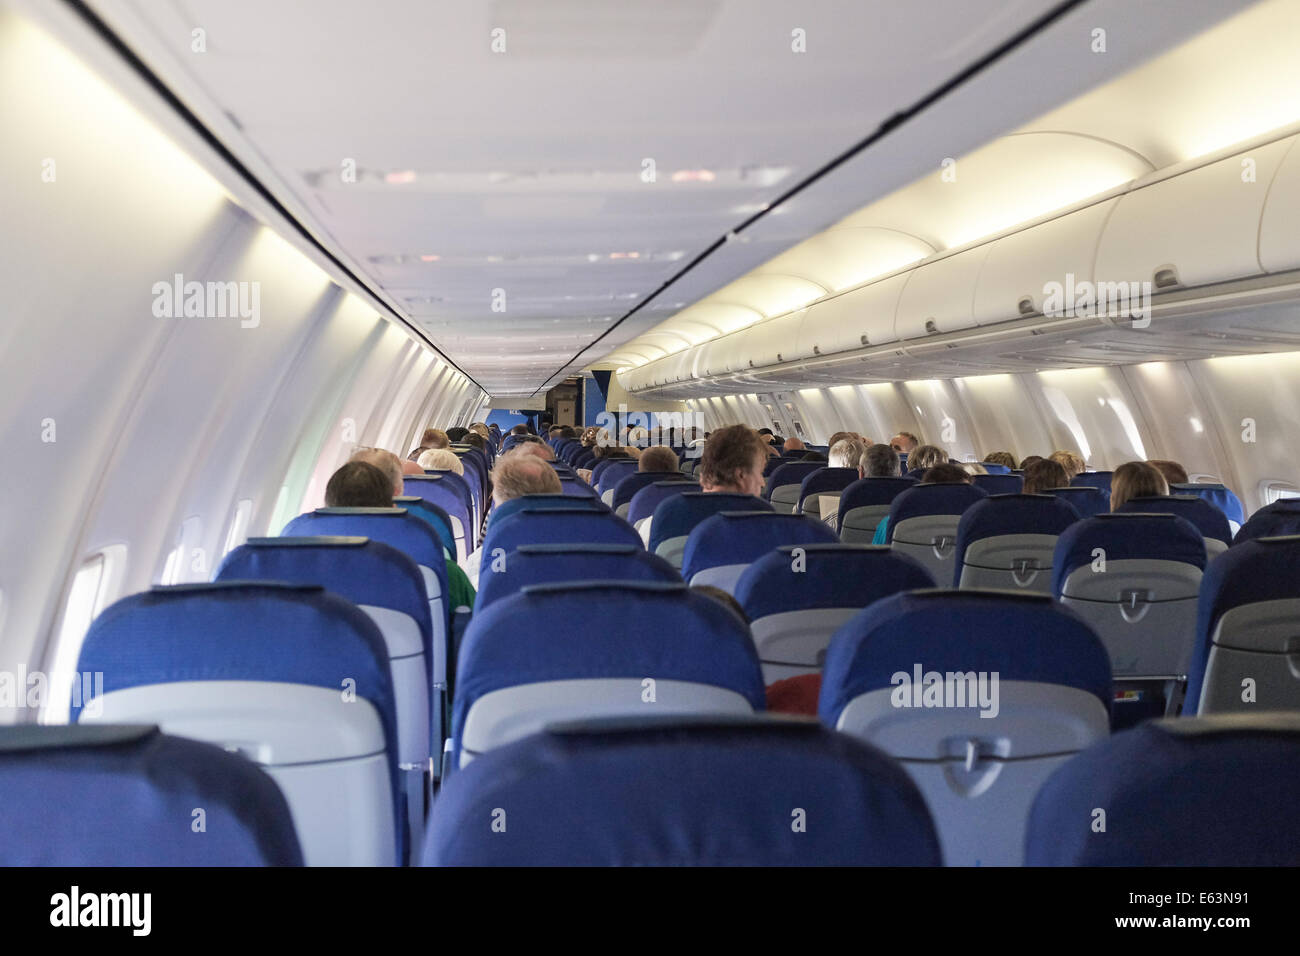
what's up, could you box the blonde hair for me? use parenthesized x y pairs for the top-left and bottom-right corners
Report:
(417, 448), (464, 475)
(1049, 450), (1086, 480)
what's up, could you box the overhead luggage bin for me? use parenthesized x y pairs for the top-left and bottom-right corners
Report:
(797, 270), (910, 358)
(1258, 134), (1300, 274)
(894, 244), (992, 341)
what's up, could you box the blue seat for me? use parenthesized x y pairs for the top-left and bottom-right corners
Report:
(595, 460), (640, 502)
(971, 473), (1023, 496)
(627, 479), (698, 530)
(393, 495), (456, 555)
(474, 543), (680, 613)
(819, 589), (1111, 866)
(559, 476), (598, 498)
(886, 483), (988, 583)
(280, 508), (451, 724)
(649, 492), (773, 568)
(404, 474), (474, 560)
(1043, 485), (1108, 518)
(572, 449), (596, 470)
(489, 492), (607, 530)
(590, 456), (635, 487)
(954, 494), (1080, 591)
(451, 582), (766, 768)
(1071, 471), (1113, 499)
(981, 462), (1011, 475)
(1185, 535), (1300, 715)
(481, 507), (641, 557)
(765, 462), (825, 512)
(796, 467), (860, 517)
(0, 724), (302, 866)
(837, 477), (916, 543)
(425, 717), (941, 866)
(610, 471), (682, 517)
(735, 545), (934, 683)
(1170, 482), (1245, 527)
(76, 582), (400, 866)
(216, 536), (436, 848)
(1233, 499), (1300, 544)
(681, 511), (839, 593)
(1052, 513), (1206, 680)
(1025, 713), (1300, 865)
(1116, 494), (1232, 556)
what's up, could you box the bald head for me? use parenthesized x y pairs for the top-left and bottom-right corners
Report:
(505, 439), (555, 462)
(783, 436), (805, 452)
(491, 453), (563, 505)
(350, 448), (404, 497)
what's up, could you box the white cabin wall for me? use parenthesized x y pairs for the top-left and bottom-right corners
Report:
(0, 8), (483, 716)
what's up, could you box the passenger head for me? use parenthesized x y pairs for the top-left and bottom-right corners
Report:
(908, 444), (948, 472)
(639, 446), (679, 473)
(401, 459), (423, 476)
(468, 422), (490, 439)
(890, 432), (920, 454)
(490, 453), (563, 507)
(417, 448), (465, 476)
(982, 451), (1016, 470)
(559, 425), (577, 439)
(446, 427), (470, 443)
(826, 431), (859, 451)
(782, 436), (805, 453)
(349, 447), (405, 497)
(1019, 455), (1044, 470)
(690, 585), (749, 624)
(921, 463), (972, 485)
(1049, 450), (1086, 480)
(698, 424), (767, 496)
(548, 425), (565, 439)
(1110, 461), (1169, 511)
(1022, 458), (1069, 494)
(420, 428), (450, 450)
(504, 438), (555, 462)
(861, 443), (900, 478)
(462, 432), (486, 452)
(325, 461), (394, 508)
(828, 437), (866, 470)
(509, 424), (529, 437)
(1146, 459), (1189, 486)
(580, 426), (602, 447)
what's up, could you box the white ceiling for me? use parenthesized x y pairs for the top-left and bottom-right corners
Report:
(86, 0), (1252, 394)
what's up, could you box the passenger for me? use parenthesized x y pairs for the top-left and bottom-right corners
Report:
(1022, 458), (1069, 494)
(983, 451), (1017, 470)
(1110, 461), (1169, 511)
(350, 448), (407, 494)
(826, 431), (858, 450)
(1019, 454), (1044, 470)
(325, 461), (393, 508)
(907, 444), (948, 472)
(468, 422), (491, 439)
(828, 437), (866, 469)
(697, 424), (767, 496)
(505, 437), (556, 462)
(871, 462), (971, 544)
(446, 427), (470, 443)
(509, 424), (529, 437)
(1147, 459), (1189, 485)
(690, 585), (749, 624)
(1049, 450), (1086, 480)
(462, 453), (564, 586)
(462, 432), (487, 452)
(401, 459), (423, 476)
(638, 446), (679, 473)
(921, 463), (973, 485)
(408, 427), (449, 460)
(417, 448), (465, 476)
(860, 443), (900, 478)
(782, 436), (806, 453)
(889, 432), (920, 455)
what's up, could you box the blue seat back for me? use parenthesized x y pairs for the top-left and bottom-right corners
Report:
(1116, 495), (1232, 550)
(971, 473), (1023, 495)
(796, 467), (860, 513)
(681, 511), (839, 592)
(1070, 471), (1113, 498)
(1043, 485), (1108, 518)
(0, 725), (303, 865)
(1026, 714), (1300, 865)
(425, 719), (942, 866)
(474, 544), (681, 612)
(837, 477), (916, 539)
(954, 493), (1080, 591)
(610, 471), (682, 513)
(1234, 500), (1300, 544)
(627, 480), (699, 527)
(648, 492), (772, 557)
(1170, 482), (1245, 525)
(482, 507), (641, 556)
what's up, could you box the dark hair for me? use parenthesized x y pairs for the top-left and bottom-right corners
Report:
(325, 461), (393, 508)
(800, 451), (827, 462)
(1146, 459), (1189, 486)
(509, 424), (529, 436)
(863, 443), (900, 477)
(1019, 455), (1044, 470)
(698, 424), (767, 490)
(463, 432), (486, 451)
(921, 463), (972, 485)
(690, 585), (749, 625)
(446, 427), (470, 442)
(1023, 458), (1070, 494)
